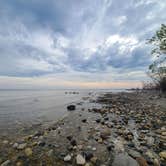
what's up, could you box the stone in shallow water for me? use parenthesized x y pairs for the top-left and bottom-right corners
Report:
(136, 157), (148, 166)
(112, 153), (139, 166)
(76, 154), (86, 165)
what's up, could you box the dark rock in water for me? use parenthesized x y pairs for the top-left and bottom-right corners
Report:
(67, 105), (76, 111)
(104, 117), (109, 121)
(112, 153), (139, 166)
(82, 119), (87, 123)
(107, 144), (114, 151)
(70, 139), (77, 146)
(38, 141), (46, 147)
(83, 151), (94, 161)
(96, 119), (101, 123)
(66, 135), (72, 141)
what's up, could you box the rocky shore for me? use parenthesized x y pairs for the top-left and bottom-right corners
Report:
(0, 91), (166, 166)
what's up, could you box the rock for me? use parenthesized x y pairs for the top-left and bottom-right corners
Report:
(84, 151), (94, 161)
(70, 139), (77, 146)
(154, 158), (160, 166)
(90, 157), (98, 164)
(96, 119), (101, 123)
(17, 143), (27, 150)
(47, 149), (54, 157)
(146, 137), (154, 146)
(1, 160), (11, 166)
(3, 140), (9, 144)
(38, 141), (46, 147)
(82, 119), (87, 123)
(159, 151), (166, 160)
(128, 149), (141, 159)
(67, 105), (76, 111)
(13, 142), (19, 148)
(76, 154), (86, 165)
(24, 148), (33, 156)
(64, 154), (72, 162)
(67, 136), (72, 141)
(100, 129), (111, 139)
(112, 153), (139, 166)
(136, 157), (148, 166)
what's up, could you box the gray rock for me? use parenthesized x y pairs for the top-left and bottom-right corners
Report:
(17, 143), (27, 150)
(112, 153), (139, 166)
(1, 160), (11, 166)
(128, 149), (141, 159)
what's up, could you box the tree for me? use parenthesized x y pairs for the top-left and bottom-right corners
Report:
(147, 24), (166, 92)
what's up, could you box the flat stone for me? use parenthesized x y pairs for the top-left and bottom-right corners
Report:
(76, 154), (86, 165)
(112, 153), (139, 166)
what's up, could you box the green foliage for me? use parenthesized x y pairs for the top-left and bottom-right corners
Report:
(147, 24), (166, 92)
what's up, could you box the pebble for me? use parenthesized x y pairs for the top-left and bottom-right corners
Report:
(17, 143), (27, 150)
(24, 147), (33, 156)
(76, 154), (86, 165)
(128, 149), (141, 159)
(64, 154), (72, 162)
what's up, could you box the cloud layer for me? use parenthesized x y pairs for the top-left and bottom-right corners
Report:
(0, 0), (165, 88)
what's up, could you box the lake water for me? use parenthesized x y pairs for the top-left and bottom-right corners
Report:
(0, 89), (124, 134)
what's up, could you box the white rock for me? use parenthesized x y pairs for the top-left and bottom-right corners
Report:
(76, 154), (86, 165)
(64, 154), (72, 162)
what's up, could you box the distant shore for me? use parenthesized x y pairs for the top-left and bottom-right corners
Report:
(0, 91), (165, 166)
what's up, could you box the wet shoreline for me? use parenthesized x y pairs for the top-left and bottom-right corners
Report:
(0, 91), (166, 166)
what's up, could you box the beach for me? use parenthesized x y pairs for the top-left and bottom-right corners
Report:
(0, 90), (165, 166)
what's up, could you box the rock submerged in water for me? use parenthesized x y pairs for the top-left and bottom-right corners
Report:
(67, 105), (76, 111)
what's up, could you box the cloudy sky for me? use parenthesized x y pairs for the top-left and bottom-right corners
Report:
(0, 0), (165, 89)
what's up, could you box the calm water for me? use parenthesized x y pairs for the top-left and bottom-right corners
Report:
(0, 89), (124, 133)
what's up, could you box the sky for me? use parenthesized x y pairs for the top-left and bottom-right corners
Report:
(0, 0), (165, 89)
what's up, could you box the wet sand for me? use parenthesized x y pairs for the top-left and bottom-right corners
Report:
(0, 91), (165, 166)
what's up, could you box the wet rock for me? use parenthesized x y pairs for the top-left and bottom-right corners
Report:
(67, 105), (76, 111)
(38, 141), (46, 147)
(128, 149), (141, 159)
(70, 139), (77, 146)
(96, 119), (101, 123)
(82, 119), (87, 123)
(159, 151), (166, 160)
(112, 153), (139, 166)
(136, 157), (148, 166)
(3, 140), (9, 144)
(76, 154), (86, 165)
(66, 135), (72, 141)
(24, 148), (33, 156)
(1, 160), (11, 166)
(64, 154), (72, 162)
(84, 151), (94, 161)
